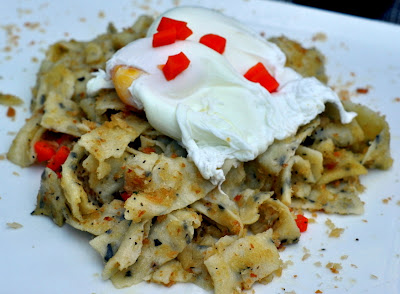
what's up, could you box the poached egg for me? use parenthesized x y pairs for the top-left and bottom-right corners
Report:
(87, 6), (356, 185)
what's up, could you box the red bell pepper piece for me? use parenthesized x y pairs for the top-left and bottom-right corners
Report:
(34, 140), (57, 162)
(121, 191), (132, 201)
(152, 27), (177, 47)
(46, 145), (70, 172)
(199, 34), (226, 54)
(162, 52), (190, 81)
(244, 62), (279, 93)
(157, 17), (192, 40)
(295, 214), (309, 232)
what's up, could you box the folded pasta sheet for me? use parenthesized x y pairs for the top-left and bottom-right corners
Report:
(9, 10), (393, 294)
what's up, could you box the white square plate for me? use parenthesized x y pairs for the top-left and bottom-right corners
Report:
(1, 1), (399, 293)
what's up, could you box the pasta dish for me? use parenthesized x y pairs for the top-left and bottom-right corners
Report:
(7, 6), (393, 294)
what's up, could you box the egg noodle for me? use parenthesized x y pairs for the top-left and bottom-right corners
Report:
(7, 7), (392, 294)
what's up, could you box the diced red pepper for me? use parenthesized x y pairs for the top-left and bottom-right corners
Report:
(55, 134), (71, 145)
(199, 34), (226, 54)
(141, 146), (156, 154)
(162, 52), (190, 81)
(121, 191), (131, 201)
(234, 194), (242, 202)
(295, 214), (309, 232)
(152, 27), (177, 47)
(176, 26), (193, 40)
(244, 62), (279, 93)
(34, 140), (57, 162)
(46, 145), (70, 172)
(157, 17), (192, 40)
(325, 162), (338, 170)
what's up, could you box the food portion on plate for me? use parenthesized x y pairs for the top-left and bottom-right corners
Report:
(7, 6), (393, 294)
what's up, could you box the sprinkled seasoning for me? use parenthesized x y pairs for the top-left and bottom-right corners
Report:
(104, 243), (114, 262)
(154, 239), (162, 246)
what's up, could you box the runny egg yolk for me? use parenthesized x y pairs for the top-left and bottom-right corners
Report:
(111, 65), (143, 108)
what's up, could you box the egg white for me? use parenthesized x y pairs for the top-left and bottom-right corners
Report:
(87, 6), (356, 185)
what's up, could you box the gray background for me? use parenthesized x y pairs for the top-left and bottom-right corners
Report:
(275, 0), (400, 24)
